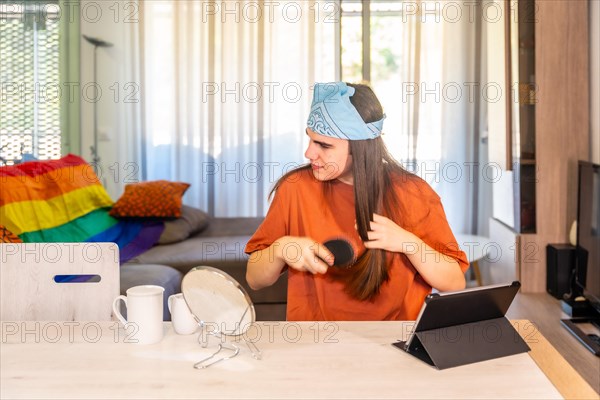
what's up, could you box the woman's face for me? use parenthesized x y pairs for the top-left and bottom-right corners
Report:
(304, 128), (353, 184)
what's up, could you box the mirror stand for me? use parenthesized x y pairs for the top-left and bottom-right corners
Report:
(244, 337), (262, 360)
(194, 341), (240, 369)
(194, 327), (261, 369)
(182, 266), (263, 369)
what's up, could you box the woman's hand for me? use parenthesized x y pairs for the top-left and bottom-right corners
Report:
(362, 213), (418, 254)
(276, 236), (334, 274)
(360, 213), (465, 291)
(247, 236), (334, 290)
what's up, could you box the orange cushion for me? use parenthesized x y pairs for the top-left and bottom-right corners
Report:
(109, 180), (190, 218)
(1, 225), (23, 243)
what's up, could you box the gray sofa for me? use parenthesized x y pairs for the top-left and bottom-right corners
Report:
(121, 217), (287, 321)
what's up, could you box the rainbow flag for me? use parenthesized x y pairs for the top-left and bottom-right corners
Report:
(0, 154), (163, 263)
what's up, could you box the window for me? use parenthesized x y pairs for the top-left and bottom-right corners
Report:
(0, 2), (61, 165)
(340, 0), (444, 163)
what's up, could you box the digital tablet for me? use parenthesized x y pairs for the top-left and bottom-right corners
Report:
(401, 281), (521, 351)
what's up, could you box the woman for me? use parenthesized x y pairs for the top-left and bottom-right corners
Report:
(245, 82), (468, 321)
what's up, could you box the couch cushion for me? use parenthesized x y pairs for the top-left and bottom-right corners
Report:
(1, 225), (22, 243)
(110, 180), (190, 218)
(133, 218), (263, 269)
(198, 217), (264, 237)
(134, 235), (250, 270)
(158, 206), (210, 245)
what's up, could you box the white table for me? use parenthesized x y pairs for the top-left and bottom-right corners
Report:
(455, 234), (493, 286)
(1, 321), (596, 399)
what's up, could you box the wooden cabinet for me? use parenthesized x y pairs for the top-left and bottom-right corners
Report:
(488, 0), (590, 292)
(508, 0), (536, 234)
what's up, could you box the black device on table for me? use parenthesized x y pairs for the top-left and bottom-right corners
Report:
(392, 281), (530, 369)
(560, 161), (600, 356)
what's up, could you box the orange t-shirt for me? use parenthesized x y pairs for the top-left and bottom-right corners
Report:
(245, 168), (469, 321)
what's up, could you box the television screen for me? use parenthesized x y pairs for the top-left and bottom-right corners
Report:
(576, 161), (600, 313)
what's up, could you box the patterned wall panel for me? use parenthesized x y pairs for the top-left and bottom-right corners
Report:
(0, 2), (61, 166)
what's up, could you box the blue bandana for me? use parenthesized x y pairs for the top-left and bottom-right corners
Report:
(307, 82), (385, 140)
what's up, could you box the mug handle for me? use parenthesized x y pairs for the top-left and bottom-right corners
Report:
(167, 294), (176, 314)
(112, 295), (128, 326)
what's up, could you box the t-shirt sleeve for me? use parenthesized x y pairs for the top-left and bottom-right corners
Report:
(401, 179), (470, 274)
(244, 184), (290, 255)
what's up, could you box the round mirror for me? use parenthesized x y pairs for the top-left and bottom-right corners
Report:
(181, 266), (255, 336)
(181, 266), (260, 368)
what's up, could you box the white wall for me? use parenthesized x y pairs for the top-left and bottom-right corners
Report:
(485, 0), (515, 230)
(485, 0), (508, 171)
(80, 0), (139, 200)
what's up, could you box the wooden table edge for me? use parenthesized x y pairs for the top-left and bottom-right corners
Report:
(512, 319), (599, 400)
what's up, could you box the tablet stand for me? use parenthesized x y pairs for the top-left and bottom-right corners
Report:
(393, 317), (530, 370)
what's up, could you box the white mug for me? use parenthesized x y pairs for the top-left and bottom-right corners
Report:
(113, 285), (164, 344)
(168, 293), (198, 335)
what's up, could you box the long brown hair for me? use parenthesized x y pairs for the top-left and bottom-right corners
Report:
(271, 83), (412, 301)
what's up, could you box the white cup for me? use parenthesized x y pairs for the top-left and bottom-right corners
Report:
(113, 285), (164, 344)
(168, 293), (199, 335)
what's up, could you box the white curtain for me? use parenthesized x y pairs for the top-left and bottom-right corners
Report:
(370, 4), (485, 235)
(437, 9), (484, 236)
(134, 0), (485, 230)
(138, 0), (335, 216)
